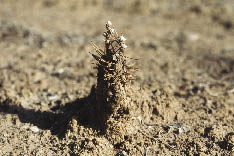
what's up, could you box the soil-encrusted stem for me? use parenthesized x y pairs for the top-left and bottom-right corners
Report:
(91, 21), (136, 131)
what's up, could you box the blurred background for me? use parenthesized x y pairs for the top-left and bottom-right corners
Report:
(0, 0), (234, 155)
(1, 0), (233, 92)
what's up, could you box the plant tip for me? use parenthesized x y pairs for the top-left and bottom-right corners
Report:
(122, 43), (127, 49)
(120, 35), (127, 42)
(107, 20), (112, 26)
(110, 28), (115, 33)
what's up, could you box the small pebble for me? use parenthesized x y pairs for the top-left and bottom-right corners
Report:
(48, 95), (59, 101)
(30, 126), (40, 133)
(187, 33), (199, 41)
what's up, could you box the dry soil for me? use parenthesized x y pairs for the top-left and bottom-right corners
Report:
(0, 0), (234, 155)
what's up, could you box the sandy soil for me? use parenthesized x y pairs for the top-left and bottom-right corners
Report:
(0, 0), (234, 155)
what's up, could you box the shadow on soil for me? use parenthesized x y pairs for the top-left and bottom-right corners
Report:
(0, 86), (98, 138)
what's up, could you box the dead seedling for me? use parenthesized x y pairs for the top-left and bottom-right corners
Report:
(90, 21), (137, 140)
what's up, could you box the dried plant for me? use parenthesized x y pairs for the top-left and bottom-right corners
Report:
(91, 21), (137, 131)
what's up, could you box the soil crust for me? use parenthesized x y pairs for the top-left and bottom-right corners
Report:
(0, 0), (233, 155)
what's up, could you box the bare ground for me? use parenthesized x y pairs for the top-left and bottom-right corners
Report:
(0, 0), (234, 155)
